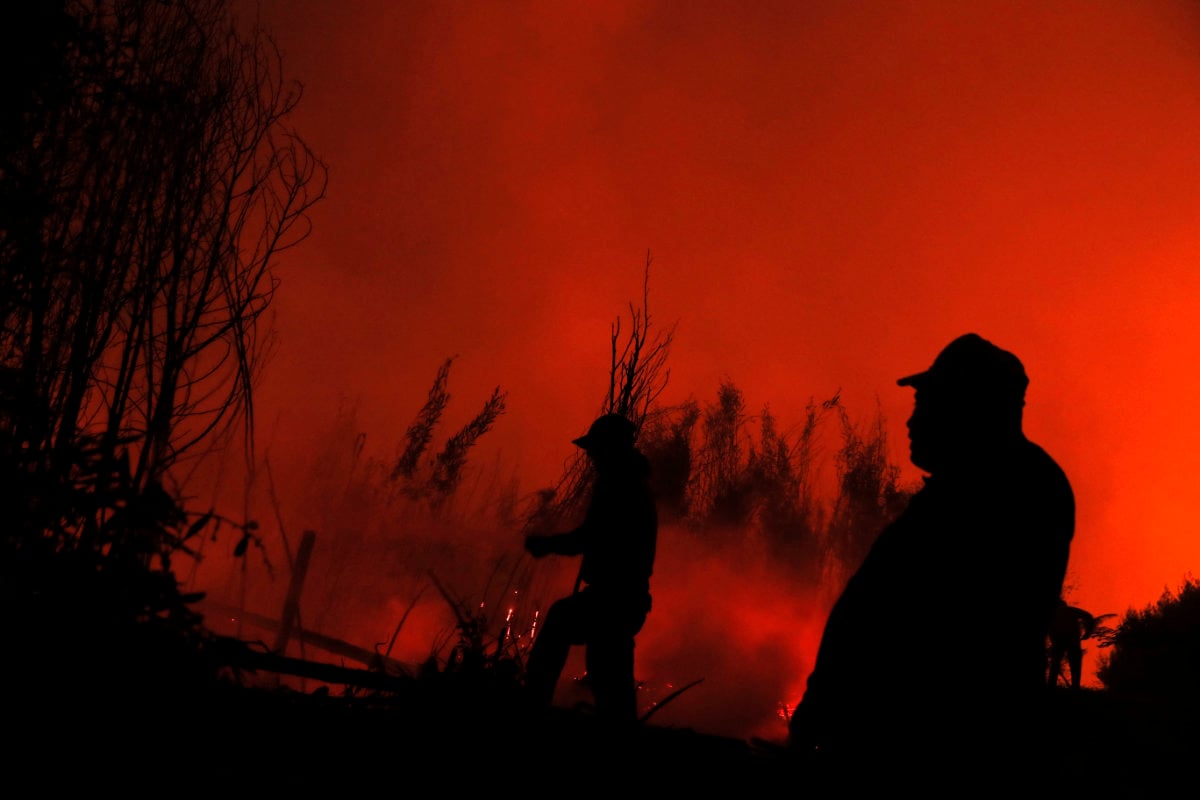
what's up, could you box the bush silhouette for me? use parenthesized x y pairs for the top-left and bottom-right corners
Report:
(1096, 574), (1200, 706)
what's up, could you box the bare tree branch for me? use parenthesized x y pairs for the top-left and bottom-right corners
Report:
(0, 0), (327, 499)
(523, 250), (676, 532)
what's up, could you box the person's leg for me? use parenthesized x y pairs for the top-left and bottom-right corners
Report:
(1067, 644), (1083, 690)
(586, 630), (637, 723)
(523, 594), (586, 708)
(1047, 644), (1064, 688)
(585, 595), (647, 724)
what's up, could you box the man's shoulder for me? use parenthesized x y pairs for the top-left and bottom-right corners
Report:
(1017, 438), (1071, 479)
(1010, 438), (1075, 511)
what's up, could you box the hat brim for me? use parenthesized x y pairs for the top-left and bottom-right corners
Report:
(572, 436), (590, 449)
(897, 371), (928, 388)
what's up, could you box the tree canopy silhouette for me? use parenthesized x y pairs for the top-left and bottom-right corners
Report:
(1096, 574), (1200, 706)
(2, 0), (325, 500)
(1, 0), (325, 705)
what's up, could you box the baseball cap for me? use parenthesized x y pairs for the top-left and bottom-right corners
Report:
(897, 333), (1029, 405)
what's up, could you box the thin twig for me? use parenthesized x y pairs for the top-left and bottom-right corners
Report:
(383, 585), (429, 661)
(639, 677), (705, 724)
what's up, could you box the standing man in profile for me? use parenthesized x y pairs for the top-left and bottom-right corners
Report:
(1047, 597), (1098, 690)
(789, 333), (1075, 788)
(522, 412), (658, 726)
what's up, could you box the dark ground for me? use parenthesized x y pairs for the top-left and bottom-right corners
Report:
(6, 663), (1195, 798)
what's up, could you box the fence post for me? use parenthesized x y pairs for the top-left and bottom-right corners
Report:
(274, 529), (316, 655)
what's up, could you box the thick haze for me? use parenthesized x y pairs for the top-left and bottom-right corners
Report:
(211, 1), (1200, 736)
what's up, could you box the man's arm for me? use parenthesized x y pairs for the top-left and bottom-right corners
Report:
(525, 524), (590, 558)
(1077, 609), (1097, 639)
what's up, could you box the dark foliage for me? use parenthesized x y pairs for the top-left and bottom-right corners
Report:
(637, 399), (700, 522)
(0, 427), (236, 709)
(690, 380), (754, 529)
(383, 356), (508, 509)
(629, 382), (913, 593)
(821, 403), (913, 588)
(391, 356), (454, 481)
(1096, 574), (1200, 706)
(428, 385), (507, 503)
(1, 0), (325, 487)
(1, 0), (320, 719)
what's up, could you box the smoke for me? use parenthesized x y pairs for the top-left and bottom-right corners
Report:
(183, 396), (842, 741)
(177, 344), (932, 742)
(238, 0), (1200, 654)
(632, 523), (829, 740)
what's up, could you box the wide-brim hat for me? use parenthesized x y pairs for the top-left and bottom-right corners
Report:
(572, 413), (636, 451)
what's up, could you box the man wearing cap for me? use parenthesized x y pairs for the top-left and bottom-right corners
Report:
(789, 333), (1075, 786)
(522, 412), (658, 725)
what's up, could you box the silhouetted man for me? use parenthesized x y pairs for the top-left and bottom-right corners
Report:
(1047, 598), (1096, 690)
(789, 333), (1075, 787)
(522, 413), (657, 724)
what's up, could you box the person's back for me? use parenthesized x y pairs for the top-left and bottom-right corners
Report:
(790, 334), (1075, 786)
(575, 447), (657, 598)
(951, 437), (1074, 693)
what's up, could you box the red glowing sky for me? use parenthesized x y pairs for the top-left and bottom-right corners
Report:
(227, 0), (1200, 721)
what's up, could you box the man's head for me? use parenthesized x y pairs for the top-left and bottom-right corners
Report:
(898, 333), (1028, 472)
(572, 413), (637, 464)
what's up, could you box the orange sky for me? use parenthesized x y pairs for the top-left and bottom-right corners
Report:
(223, 0), (1200, 732)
